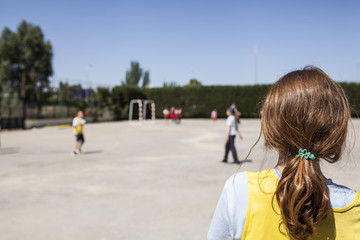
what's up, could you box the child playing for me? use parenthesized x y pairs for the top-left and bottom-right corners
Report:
(208, 67), (360, 239)
(71, 110), (86, 156)
(222, 108), (243, 164)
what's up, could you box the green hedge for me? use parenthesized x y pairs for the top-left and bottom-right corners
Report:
(339, 83), (360, 117)
(109, 83), (360, 119)
(144, 85), (270, 118)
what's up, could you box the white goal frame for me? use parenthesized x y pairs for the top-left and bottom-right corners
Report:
(129, 99), (155, 124)
(143, 100), (156, 121)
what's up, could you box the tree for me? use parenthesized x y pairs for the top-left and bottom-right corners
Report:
(0, 27), (21, 119)
(111, 85), (147, 120)
(163, 81), (178, 88)
(142, 71), (150, 87)
(0, 20), (53, 120)
(185, 78), (202, 87)
(125, 61), (142, 86)
(93, 87), (111, 121)
(17, 21), (53, 118)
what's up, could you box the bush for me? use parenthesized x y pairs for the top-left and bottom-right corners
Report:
(339, 82), (360, 117)
(144, 85), (270, 118)
(106, 83), (360, 119)
(111, 86), (147, 120)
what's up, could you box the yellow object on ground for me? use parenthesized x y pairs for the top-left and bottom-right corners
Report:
(58, 125), (70, 129)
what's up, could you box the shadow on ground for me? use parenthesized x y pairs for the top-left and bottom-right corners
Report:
(242, 159), (253, 163)
(0, 147), (20, 155)
(82, 150), (103, 155)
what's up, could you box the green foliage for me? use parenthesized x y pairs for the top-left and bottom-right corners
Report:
(123, 62), (151, 88)
(111, 85), (147, 120)
(74, 98), (88, 112)
(57, 81), (69, 103)
(339, 82), (360, 117)
(46, 82), (360, 120)
(142, 83), (360, 119)
(125, 61), (142, 86)
(0, 20), (53, 118)
(91, 87), (111, 121)
(184, 78), (202, 88)
(163, 81), (178, 87)
(144, 85), (270, 118)
(0, 27), (21, 118)
(2, 76), (360, 121)
(142, 71), (150, 88)
(95, 87), (112, 108)
(15, 21), (53, 101)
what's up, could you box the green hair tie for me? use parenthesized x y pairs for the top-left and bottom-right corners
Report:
(296, 148), (315, 160)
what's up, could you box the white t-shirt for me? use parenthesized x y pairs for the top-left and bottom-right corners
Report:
(226, 115), (237, 136)
(72, 117), (86, 127)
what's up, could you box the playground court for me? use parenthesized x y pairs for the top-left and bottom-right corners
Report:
(0, 119), (359, 240)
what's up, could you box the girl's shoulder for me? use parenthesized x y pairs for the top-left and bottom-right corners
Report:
(225, 169), (274, 188)
(226, 171), (247, 184)
(222, 172), (248, 196)
(225, 170), (358, 210)
(327, 180), (357, 209)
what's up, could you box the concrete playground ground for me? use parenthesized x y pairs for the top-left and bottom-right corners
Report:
(0, 119), (359, 240)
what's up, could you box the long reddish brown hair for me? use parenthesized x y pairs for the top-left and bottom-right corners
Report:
(261, 66), (350, 240)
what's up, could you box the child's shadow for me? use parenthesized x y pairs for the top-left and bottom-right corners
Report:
(242, 159), (253, 163)
(82, 150), (103, 155)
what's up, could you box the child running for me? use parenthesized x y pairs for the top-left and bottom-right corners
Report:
(222, 108), (243, 164)
(208, 66), (360, 239)
(71, 110), (86, 156)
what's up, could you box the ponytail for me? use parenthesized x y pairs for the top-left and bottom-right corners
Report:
(275, 156), (330, 240)
(260, 67), (350, 239)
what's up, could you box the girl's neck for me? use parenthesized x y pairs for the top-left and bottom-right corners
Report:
(274, 152), (289, 173)
(274, 160), (327, 180)
(274, 164), (285, 173)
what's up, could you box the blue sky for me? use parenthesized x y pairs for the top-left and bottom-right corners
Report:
(1, 0), (360, 88)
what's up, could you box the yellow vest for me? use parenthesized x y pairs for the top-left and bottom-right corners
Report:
(242, 169), (360, 240)
(73, 117), (83, 135)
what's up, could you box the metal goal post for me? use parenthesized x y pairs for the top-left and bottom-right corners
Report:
(129, 99), (155, 123)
